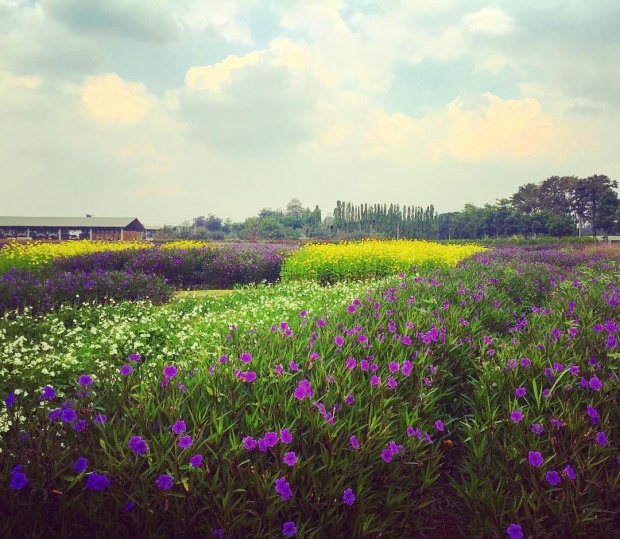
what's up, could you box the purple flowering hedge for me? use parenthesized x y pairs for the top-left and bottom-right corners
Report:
(1, 247), (620, 537)
(0, 243), (291, 315)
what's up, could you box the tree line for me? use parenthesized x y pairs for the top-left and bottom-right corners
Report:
(157, 174), (619, 241)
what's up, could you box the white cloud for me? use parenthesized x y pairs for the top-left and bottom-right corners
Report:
(82, 73), (153, 125)
(462, 7), (514, 35)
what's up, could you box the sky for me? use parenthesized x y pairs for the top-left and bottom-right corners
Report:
(1, 0), (619, 225)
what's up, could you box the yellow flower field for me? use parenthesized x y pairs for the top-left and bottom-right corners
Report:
(280, 239), (487, 282)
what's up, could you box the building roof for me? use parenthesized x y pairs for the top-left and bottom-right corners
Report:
(0, 217), (145, 231)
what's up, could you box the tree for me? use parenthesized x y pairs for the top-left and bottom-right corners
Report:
(205, 214), (223, 233)
(572, 175), (618, 237)
(595, 189), (620, 238)
(511, 183), (541, 214)
(286, 198), (304, 219)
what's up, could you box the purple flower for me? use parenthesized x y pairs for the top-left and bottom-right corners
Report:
(280, 428), (293, 444)
(542, 389), (551, 399)
(155, 474), (174, 490)
(240, 352), (252, 364)
(335, 336), (344, 346)
(264, 431), (279, 447)
(282, 521), (297, 537)
(123, 500), (135, 512)
(243, 436), (257, 451)
(283, 452), (298, 466)
(128, 436), (149, 455)
(119, 365), (132, 376)
(528, 451), (544, 467)
(370, 375), (380, 387)
(401, 361), (412, 376)
(596, 432), (608, 446)
(510, 410), (524, 423)
(48, 408), (61, 420)
(586, 405), (599, 425)
(93, 414), (107, 425)
(343, 488), (355, 505)
(350, 435), (360, 449)
(345, 394), (355, 405)
(73, 419), (86, 432)
(5, 392), (16, 407)
(387, 376), (397, 389)
(128, 353), (141, 361)
(275, 477), (292, 500)
(40, 385), (56, 400)
(545, 470), (561, 486)
(189, 454), (203, 468)
(86, 473), (110, 491)
(289, 361), (298, 372)
(244, 371), (257, 382)
(589, 377), (602, 391)
(74, 457), (88, 474)
(163, 365), (178, 378)
(345, 357), (356, 369)
(178, 435), (193, 449)
(388, 362), (399, 373)
(78, 374), (93, 387)
(172, 420), (186, 434)
(258, 438), (268, 452)
(515, 387), (526, 398)
(60, 408), (77, 423)
(10, 469), (28, 491)
(565, 465), (576, 481)
(531, 423), (543, 435)
(435, 420), (444, 432)
(507, 523), (523, 539)
(381, 448), (393, 463)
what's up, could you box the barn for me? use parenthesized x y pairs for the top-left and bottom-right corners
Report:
(0, 217), (146, 241)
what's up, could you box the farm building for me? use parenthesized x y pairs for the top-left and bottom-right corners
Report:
(0, 217), (146, 241)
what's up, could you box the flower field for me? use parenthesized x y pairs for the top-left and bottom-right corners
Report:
(1, 244), (619, 537)
(280, 239), (488, 283)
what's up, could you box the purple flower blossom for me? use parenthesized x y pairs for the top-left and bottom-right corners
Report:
(189, 454), (203, 468)
(545, 470), (561, 486)
(264, 431), (279, 447)
(345, 357), (356, 369)
(86, 473), (110, 491)
(589, 377), (602, 391)
(370, 375), (380, 387)
(515, 387), (526, 398)
(48, 408), (61, 420)
(280, 428), (293, 444)
(78, 374), (93, 387)
(528, 451), (544, 467)
(282, 521), (296, 537)
(343, 488), (355, 506)
(10, 469), (28, 491)
(507, 523), (523, 539)
(155, 474), (174, 490)
(163, 365), (178, 378)
(289, 361), (298, 372)
(360, 359), (370, 371)
(283, 452), (298, 466)
(119, 365), (132, 376)
(531, 423), (543, 435)
(258, 438), (268, 452)
(244, 371), (257, 382)
(128, 353), (141, 361)
(350, 435), (360, 449)
(172, 420), (186, 434)
(275, 477), (292, 500)
(93, 414), (107, 425)
(335, 336), (344, 346)
(128, 436), (149, 455)
(74, 457), (88, 474)
(60, 408), (77, 423)
(565, 465), (576, 480)
(596, 432), (608, 446)
(124, 500), (135, 512)
(388, 362), (399, 373)
(243, 436), (257, 451)
(240, 352), (252, 364)
(73, 420), (86, 432)
(40, 385), (56, 400)
(586, 405), (599, 425)
(401, 361), (412, 376)
(5, 392), (16, 407)
(510, 410), (524, 423)
(387, 376), (397, 389)
(345, 394), (355, 405)
(381, 448), (393, 463)
(178, 435), (193, 449)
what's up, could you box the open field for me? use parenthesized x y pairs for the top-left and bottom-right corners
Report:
(1, 242), (619, 537)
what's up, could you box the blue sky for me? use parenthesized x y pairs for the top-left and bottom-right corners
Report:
(1, 0), (619, 225)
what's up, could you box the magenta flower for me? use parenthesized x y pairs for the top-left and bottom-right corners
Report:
(343, 488), (355, 505)
(189, 454), (203, 468)
(589, 377), (602, 391)
(264, 431), (279, 447)
(282, 521), (297, 537)
(78, 374), (93, 387)
(565, 465), (576, 480)
(119, 365), (132, 376)
(171, 420), (186, 434)
(280, 428), (293, 444)
(345, 394), (355, 405)
(345, 357), (356, 369)
(155, 474), (174, 490)
(596, 431), (608, 446)
(381, 448), (393, 462)
(275, 477), (292, 500)
(335, 336), (344, 346)
(370, 375), (380, 387)
(258, 438), (268, 452)
(128, 353), (141, 361)
(401, 361), (412, 376)
(350, 435), (360, 449)
(510, 410), (524, 422)
(435, 420), (445, 431)
(531, 423), (543, 435)
(283, 452), (298, 466)
(507, 523), (523, 539)
(243, 436), (257, 451)
(163, 365), (178, 378)
(244, 371), (257, 382)
(387, 376), (397, 389)
(240, 352), (252, 364)
(528, 451), (543, 467)
(515, 387), (526, 398)
(545, 470), (561, 486)
(388, 362), (399, 373)
(289, 361), (298, 371)
(178, 435), (193, 449)
(128, 436), (149, 455)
